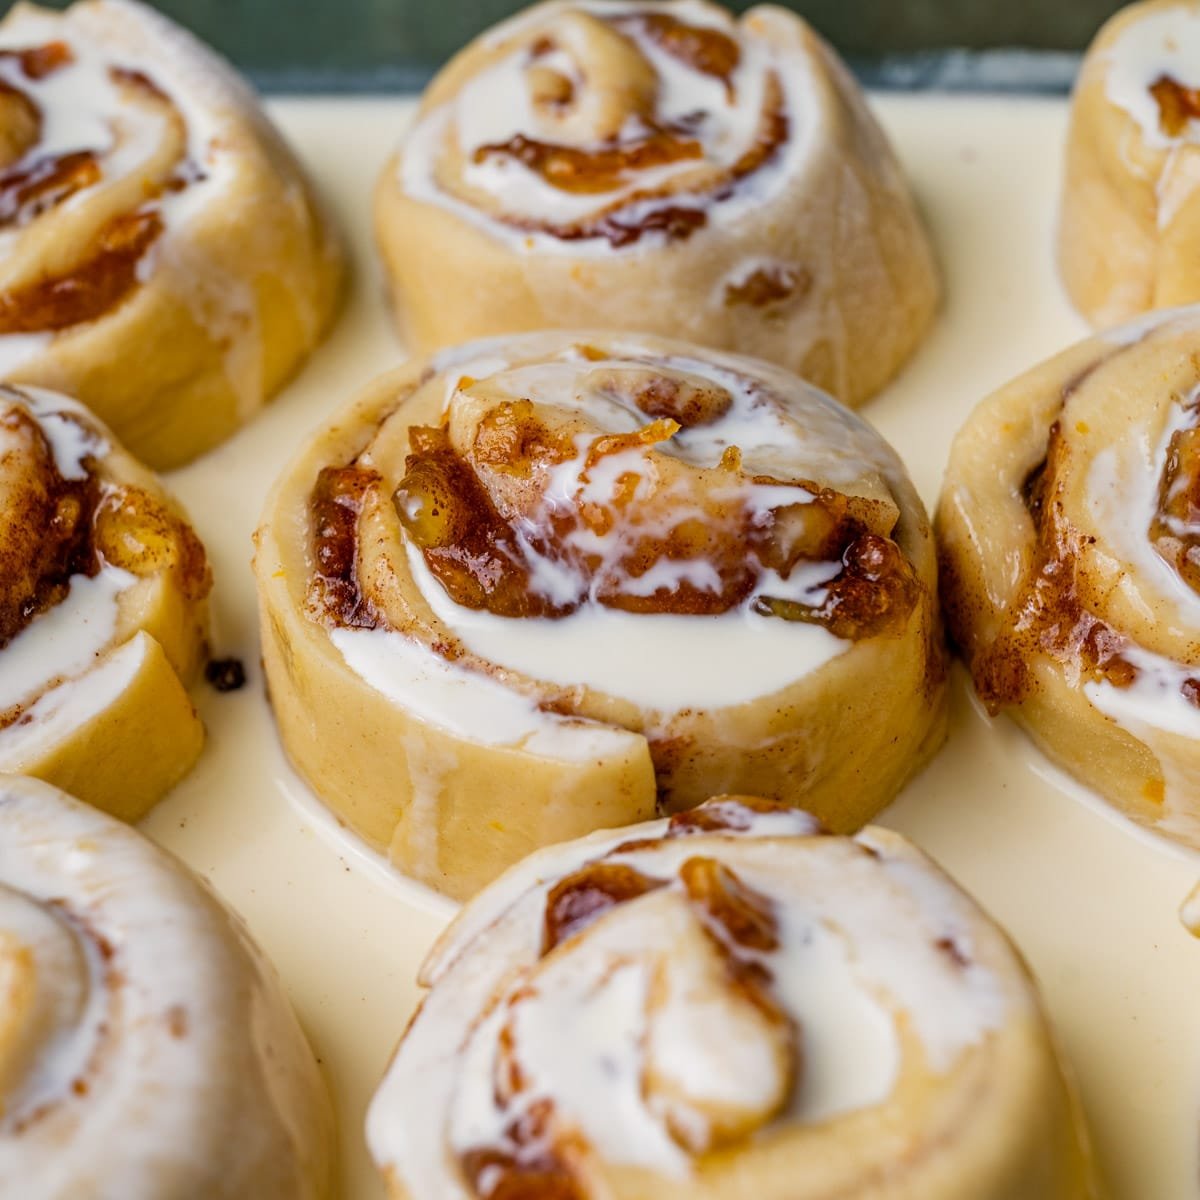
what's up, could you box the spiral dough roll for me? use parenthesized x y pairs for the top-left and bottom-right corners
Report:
(254, 331), (946, 898)
(375, 0), (938, 407)
(0, 0), (342, 468)
(0, 774), (335, 1199)
(938, 305), (1200, 848)
(1057, 0), (1200, 326)
(367, 795), (1101, 1200)
(0, 382), (210, 819)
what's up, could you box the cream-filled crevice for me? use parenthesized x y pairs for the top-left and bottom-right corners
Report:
(0, 774), (335, 1199)
(374, 0), (938, 406)
(367, 796), (1102, 1200)
(0, 0), (341, 468)
(255, 332), (946, 898)
(0, 381), (210, 818)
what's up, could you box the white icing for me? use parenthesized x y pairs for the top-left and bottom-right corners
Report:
(0, 631), (144, 766)
(0, 566), (134, 716)
(399, 0), (818, 255)
(1180, 877), (1200, 936)
(0, 332), (52, 374)
(368, 809), (1011, 1197)
(1105, 6), (1200, 149)
(1086, 385), (1200, 627)
(330, 625), (635, 760)
(388, 340), (919, 713)
(6, 385), (108, 479)
(408, 539), (848, 712)
(0, 0), (251, 370)
(0, 774), (330, 1199)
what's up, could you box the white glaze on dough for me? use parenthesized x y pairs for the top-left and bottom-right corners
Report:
(387, 338), (917, 714)
(330, 625), (636, 760)
(0, 774), (331, 1199)
(407, 540), (848, 712)
(399, 0), (819, 255)
(367, 809), (1010, 1198)
(0, 566), (133, 716)
(1104, 5), (1200, 148)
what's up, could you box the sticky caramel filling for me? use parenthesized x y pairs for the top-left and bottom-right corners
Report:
(0, 405), (98, 648)
(955, 418), (1200, 712)
(1149, 409), (1200, 593)
(308, 465), (382, 629)
(460, 12), (788, 247)
(0, 397), (210, 664)
(1150, 74), (1200, 138)
(384, 392), (916, 636)
(615, 11), (741, 86)
(0, 43), (195, 332)
(0, 209), (162, 334)
(458, 827), (796, 1199)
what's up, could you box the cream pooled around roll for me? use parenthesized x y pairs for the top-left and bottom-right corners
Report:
(254, 331), (946, 899)
(0, 773), (335, 1199)
(1060, 0), (1200, 325)
(367, 795), (1102, 1200)
(939, 305), (1200, 848)
(0, 382), (210, 820)
(0, 0), (342, 468)
(375, 0), (939, 407)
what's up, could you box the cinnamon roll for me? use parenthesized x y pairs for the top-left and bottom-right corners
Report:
(0, 0), (342, 469)
(375, 0), (938, 408)
(939, 305), (1200, 848)
(0, 773), (335, 1198)
(367, 795), (1101, 1200)
(0, 382), (210, 819)
(254, 332), (946, 898)
(1060, 0), (1200, 326)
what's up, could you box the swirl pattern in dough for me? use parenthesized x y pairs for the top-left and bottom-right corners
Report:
(0, 382), (210, 819)
(0, 773), (335, 1199)
(1060, 0), (1200, 325)
(375, 0), (938, 407)
(254, 332), (946, 898)
(0, 0), (342, 468)
(367, 795), (1101, 1200)
(939, 305), (1200, 847)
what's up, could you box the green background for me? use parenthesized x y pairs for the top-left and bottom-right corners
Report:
(2, 1), (1129, 87)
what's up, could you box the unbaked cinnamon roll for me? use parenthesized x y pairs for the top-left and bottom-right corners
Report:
(0, 382), (210, 819)
(0, 773), (335, 1198)
(939, 305), (1200, 848)
(375, 0), (938, 408)
(367, 795), (1101, 1200)
(1060, 0), (1200, 325)
(255, 332), (946, 898)
(0, 0), (342, 469)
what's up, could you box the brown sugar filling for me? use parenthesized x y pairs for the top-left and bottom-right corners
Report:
(958, 419), (1200, 713)
(0, 45), (192, 332)
(0, 405), (100, 649)
(468, 13), (787, 248)
(460, 840), (791, 1198)
(374, 397), (918, 637)
(308, 465), (382, 629)
(1151, 74), (1200, 138)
